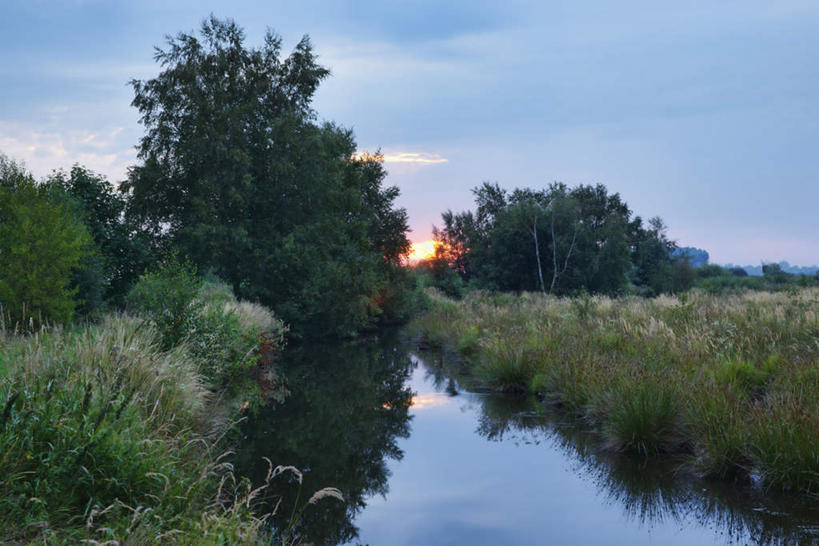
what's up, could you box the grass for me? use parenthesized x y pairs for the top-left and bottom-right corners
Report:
(0, 284), (292, 543)
(412, 287), (819, 496)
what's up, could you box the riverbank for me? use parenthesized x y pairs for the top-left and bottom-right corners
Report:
(0, 283), (286, 542)
(412, 288), (819, 495)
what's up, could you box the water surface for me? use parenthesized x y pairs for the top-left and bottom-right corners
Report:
(235, 333), (819, 545)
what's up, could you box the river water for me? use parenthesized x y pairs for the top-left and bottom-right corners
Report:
(234, 331), (819, 545)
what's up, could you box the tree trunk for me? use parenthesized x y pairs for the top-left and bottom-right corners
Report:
(532, 216), (546, 294)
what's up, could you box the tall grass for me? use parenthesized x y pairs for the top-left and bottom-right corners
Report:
(0, 282), (290, 542)
(413, 287), (819, 495)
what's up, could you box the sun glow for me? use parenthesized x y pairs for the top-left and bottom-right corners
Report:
(408, 240), (439, 262)
(409, 393), (449, 410)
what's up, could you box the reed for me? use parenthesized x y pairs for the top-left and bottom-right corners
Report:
(413, 287), (819, 495)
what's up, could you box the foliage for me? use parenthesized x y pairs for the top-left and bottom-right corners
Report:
(694, 265), (817, 294)
(122, 16), (411, 338)
(0, 157), (91, 329)
(671, 246), (709, 267)
(698, 264), (726, 278)
(127, 255), (204, 349)
(414, 288), (819, 495)
(127, 258), (286, 388)
(631, 216), (675, 295)
(187, 281), (287, 387)
(670, 256), (696, 293)
(46, 165), (153, 310)
(0, 315), (277, 542)
(431, 182), (665, 296)
(762, 262), (791, 283)
(415, 251), (466, 298)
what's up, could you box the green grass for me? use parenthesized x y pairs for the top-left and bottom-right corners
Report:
(0, 285), (289, 542)
(413, 287), (819, 496)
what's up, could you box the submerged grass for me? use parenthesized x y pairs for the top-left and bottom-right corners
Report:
(413, 288), (819, 496)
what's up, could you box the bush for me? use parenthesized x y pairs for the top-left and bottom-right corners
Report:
(713, 358), (775, 393)
(127, 255), (203, 349)
(697, 264), (725, 279)
(603, 378), (682, 456)
(187, 282), (286, 387)
(129, 266), (286, 389)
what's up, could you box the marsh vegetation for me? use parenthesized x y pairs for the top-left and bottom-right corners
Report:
(413, 288), (819, 497)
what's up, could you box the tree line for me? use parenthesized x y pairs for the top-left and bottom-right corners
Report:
(0, 17), (414, 338)
(419, 181), (817, 297)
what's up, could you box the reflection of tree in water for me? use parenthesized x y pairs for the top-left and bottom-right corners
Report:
(469, 373), (819, 546)
(233, 332), (414, 545)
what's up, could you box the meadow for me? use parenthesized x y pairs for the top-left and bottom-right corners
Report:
(413, 287), (819, 495)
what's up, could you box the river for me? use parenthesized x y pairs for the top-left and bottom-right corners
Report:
(233, 331), (819, 545)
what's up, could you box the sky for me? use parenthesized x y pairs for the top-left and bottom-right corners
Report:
(1, 1), (817, 265)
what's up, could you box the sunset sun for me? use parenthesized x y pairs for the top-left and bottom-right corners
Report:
(408, 240), (439, 262)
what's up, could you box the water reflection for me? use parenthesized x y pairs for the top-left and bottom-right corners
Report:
(460, 356), (819, 546)
(233, 331), (414, 544)
(236, 338), (819, 545)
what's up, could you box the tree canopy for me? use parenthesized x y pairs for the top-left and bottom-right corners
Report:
(0, 156), (92, 328)
(430, 181), (678, 296)
(122, 16), (410, 337)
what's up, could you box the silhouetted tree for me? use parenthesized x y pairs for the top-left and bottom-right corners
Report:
(123, 17), (410, 337)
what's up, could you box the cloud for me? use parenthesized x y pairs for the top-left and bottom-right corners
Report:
(382, 152), (448, 164)
(0, 121), (134, 181)
(353, 151), (448, 164)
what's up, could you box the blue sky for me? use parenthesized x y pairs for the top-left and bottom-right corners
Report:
(1, 1), (817, 265)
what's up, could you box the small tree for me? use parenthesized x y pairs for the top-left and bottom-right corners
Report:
(0, 156), (91, 329)
(632, 217), (675, 295)
(127, 255), (203, 349)
(671, 256), (696, 293)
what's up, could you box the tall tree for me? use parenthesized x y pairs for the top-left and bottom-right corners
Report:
(122, 17), (410, 337)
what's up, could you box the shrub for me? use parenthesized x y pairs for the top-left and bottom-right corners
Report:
(477, 337), (538, 391)
(127, 255), (203, 349)
(188, 282), (286, 387)
(697, 264), (725, 279)
(129, 271), (286, 389)
(748, 392), (819, 494)
(713, 359), (771, 391)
